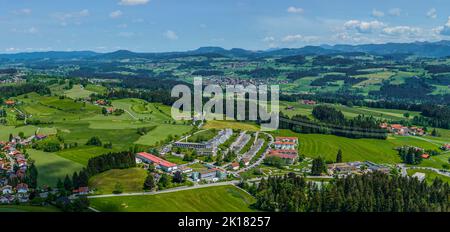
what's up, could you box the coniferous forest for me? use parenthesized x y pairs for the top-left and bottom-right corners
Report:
(241, 172), (449, 212)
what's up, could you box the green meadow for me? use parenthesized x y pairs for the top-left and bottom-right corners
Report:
(270, 129), (443, 164)
(28, 149), (84, 187)
(90, 185), (256, 212)
(88, 168), (148, 195)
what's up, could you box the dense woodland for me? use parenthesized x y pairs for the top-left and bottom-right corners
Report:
(241, 172), (449, 212)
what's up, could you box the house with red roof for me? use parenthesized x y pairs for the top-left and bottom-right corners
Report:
(136, 152), (177, 172)
(267, 150), (298, 164)
(231, 162), (240, 170)
(421, 154), (430, 159)
(4, 100), (15, 106)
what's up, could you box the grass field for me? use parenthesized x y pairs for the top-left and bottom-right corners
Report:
(0, 125), (37, 141)
(270, 130), (442, 164)
(407, 168), (450, 184)
(64, 85), (94, 99)
(203, 120), (260, 131)
(134, 124), (192, 146)
(90, 185), (256, 212)
(89, 168), (148, 195)
(28, 149), (84, 187)
(0, 205), (61, 212)
(56, 146), (114, 166)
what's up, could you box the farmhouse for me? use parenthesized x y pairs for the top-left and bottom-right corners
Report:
(231, 162), (240, 170)
(135, 152), (178, 172)
(4, 100), (15, 106)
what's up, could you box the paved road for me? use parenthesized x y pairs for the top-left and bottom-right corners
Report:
(88, 181), (242, 199)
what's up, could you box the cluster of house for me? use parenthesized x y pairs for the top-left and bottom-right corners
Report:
(0, 137), (33, 204)
(327, 161), (391, 177)
(267, 137), (299, 164)
(380, 123), (425, 136)
(441, 144), (450, 151)
(135, 152), (228, 182)
(173, 129), (233, 156)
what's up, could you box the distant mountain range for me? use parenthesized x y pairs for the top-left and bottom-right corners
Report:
(3, 40), (450, 60)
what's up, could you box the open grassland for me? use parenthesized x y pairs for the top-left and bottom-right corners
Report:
(89, 168), (147, 195)
(28, 149), (84, 187)
(85, 84), (107, 94)
(64, 85), (94, 99)
(407, 168), (450, 184)
(203, 120), (260, 131)
(271, 130), (442, 164)
(56, 146), (116, 166)
(280, 101), (421, 121)
(134, 124), (192, 146)
(90, 185), (256, 212)
(0, 205), (61, 212)
(0, 125), (37, 141)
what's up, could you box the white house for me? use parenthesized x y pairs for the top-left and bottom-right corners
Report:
(1, 185), (13, 195)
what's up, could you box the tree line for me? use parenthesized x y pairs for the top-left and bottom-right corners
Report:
(240, 172), (449, 212)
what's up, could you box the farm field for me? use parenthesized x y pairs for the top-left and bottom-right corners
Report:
(64, 85), (94, 99)
(28, 149), (84, 187)
(89, 168), (147, 195)
(89, 185), (256, 212)
(270, 130), (442, 164)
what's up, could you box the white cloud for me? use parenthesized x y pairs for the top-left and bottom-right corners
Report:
(427, 8), (437, 19)
(287, 7), (303, 14)
(281, 34), (318, 43)
(372, 9), (384, 17)
(13, 8), (32, 15)
(164, 30), (178, 40)
(27, 27), (38, 34)
(438, 16), (450, 35)
(388, 8), (401, 17)
(382, 26), (421, 36)
(262, 36), (275, 42)
(110, 10), (123, 18)
(281, 34), (303, 42)
(119, 0), (149, 6)
(5, 47), (18, 52)
(117, 23), (128, 28)
(53, 9), (90, 26)
(118, 32), (135, 37)
(79, 9), (89, 17)
(344, 20), (385, 33)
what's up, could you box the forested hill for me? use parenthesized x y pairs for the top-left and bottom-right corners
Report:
(4, 40), (450, 61)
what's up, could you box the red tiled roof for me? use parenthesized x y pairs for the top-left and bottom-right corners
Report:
(268, 152), (297, 160)
(136, 152), (177, 168)
(231, 162), (239, 167)
(421, 154), (430, 159)
(391, 124), (403, 129)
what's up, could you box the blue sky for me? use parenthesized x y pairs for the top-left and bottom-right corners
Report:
(2, 0), (450, 53)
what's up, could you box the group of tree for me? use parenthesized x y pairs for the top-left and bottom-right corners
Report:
(241, 172), (449, 212)
(280, 110), (387, 140)
(397, 146), (424, 165)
